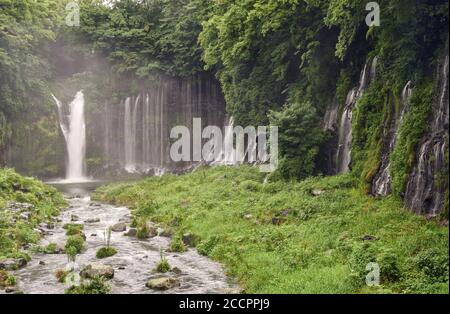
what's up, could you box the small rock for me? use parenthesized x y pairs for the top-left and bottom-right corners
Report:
(312, 189), (325, 196)
(172, 267), (182, 275)
(85, 218), (100, 224)
(39, 261), (46, 266)
(71, 215), (80, 222)
(80, 263), (114, 280)
(159, 229), (172, 238)
(0, 258), (27, 271)
(5, 287), (17, 294)
(182, 233), (195, 247)
(271, 217), (282, 225)
(146, 276), (180, 290)
(124, 228), (137, 237)
(243, 214), (253, 220)
(46, 223), (55, 229)
(280, 209), (290, 216)
(118, 266), (126, 270)
(91, 234), (97, 237)
(19, 212), (32, 221)
(111, 223), (127, 232)
(362, 235), (377, 241)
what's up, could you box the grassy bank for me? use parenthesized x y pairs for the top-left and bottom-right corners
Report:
(93, 166), (449, 294)
(0, 169), (66, 267)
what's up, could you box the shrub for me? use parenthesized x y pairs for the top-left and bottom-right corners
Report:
(65, 235), (85, 254)
(54, 269), (69, 283)
(96, 247), (118, 259)
(65, 277), (110, 294)
(155, 251), (171, 273)
(169, 237), (187, 253)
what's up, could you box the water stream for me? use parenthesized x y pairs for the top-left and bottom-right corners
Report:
(8, 183), (235, 294)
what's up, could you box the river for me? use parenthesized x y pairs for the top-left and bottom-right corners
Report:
(7, 182), (236, 294)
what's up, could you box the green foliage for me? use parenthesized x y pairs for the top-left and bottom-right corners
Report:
(94, 166), (449, 293)
(96, 247), (118, 259)
(0, 269), (16, 287)
(155, 250), (171, 273)
(65, 276), (110, 295)
(269, 101), (325, 180)
(0, 168), (65, 259)
(65, 235), (85, 254)
(391, 83), (435, 194)
(169, 237), (187, 253)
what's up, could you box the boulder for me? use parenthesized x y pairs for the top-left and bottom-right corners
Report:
(111, 223), (127, 232)
(85, 218), (100, 224)
(146, 276), (180, 290)
(311, 189), (325, 196)
(124, 228), (137, 237)
(182, 233), (195, 247)
(80, 263), (114, 279)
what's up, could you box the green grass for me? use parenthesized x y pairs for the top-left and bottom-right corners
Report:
(93, 166), (449, 294)
(0, 168), (66, 259)
(96, 247), (118, 259)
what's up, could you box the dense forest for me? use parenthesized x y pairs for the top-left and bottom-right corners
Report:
(0, 0), (449, 295)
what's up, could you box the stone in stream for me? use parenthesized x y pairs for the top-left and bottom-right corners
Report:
(80, 263), (114, 280)
(71, 215), (80, 222)
(172, 267), (182, 275)
(85, 218), (100, 224)
(111, 223), (127, 232)
(146, 276), (180, 290)
(124, 228), (137, 237)
(0, 258), (27, 271)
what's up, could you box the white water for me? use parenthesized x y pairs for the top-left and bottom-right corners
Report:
(53, 91), (88, 182)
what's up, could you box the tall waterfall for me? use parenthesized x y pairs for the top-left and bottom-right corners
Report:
(53, 91), (87, 181)
(336, 58), (376, 173)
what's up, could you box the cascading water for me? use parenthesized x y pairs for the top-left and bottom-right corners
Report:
(53, 91), (87, 182)
(405, 53), (449, 215)
(372, 81), (413, 196)
(336, 58), (376, 173)
(101, 74), (227, 175)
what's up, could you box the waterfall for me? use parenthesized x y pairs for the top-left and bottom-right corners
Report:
(336, 58), (376, 173)
(53, 91), (87, 181)
(405, 53), (449, 215)
(372, 81), (413, 196)
(100, 74), (227, 175)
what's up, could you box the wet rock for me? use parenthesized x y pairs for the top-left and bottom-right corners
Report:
(159, 229), (172, 238)
(119, 214), (133, 223)
(6, 201), (35, 212)
(271, 217), (283, 225)
(362, 235), (377, 241)
(19, 212), (32, 221)
(85, 218), (100, 224)
(90, 202), (101, 207)
(71, 215), (80, 222)
(46, 223), (55, 229)
(124, 228), (137, 237)
(182, 233), (195, 247)
(172, 267), (182, 275)
(0, 258), (27, 271)
(91, 234), (97, 237)
(5, 287), (18, 294)
(39, 261), (46, 266)
(312, 189), (325, 196)
(80, 263), (114, 280)
(111, 223), (127, 232)
(146, 276), (180, 290)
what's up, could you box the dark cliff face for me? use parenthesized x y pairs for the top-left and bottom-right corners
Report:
(404, 52), (449, 216)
